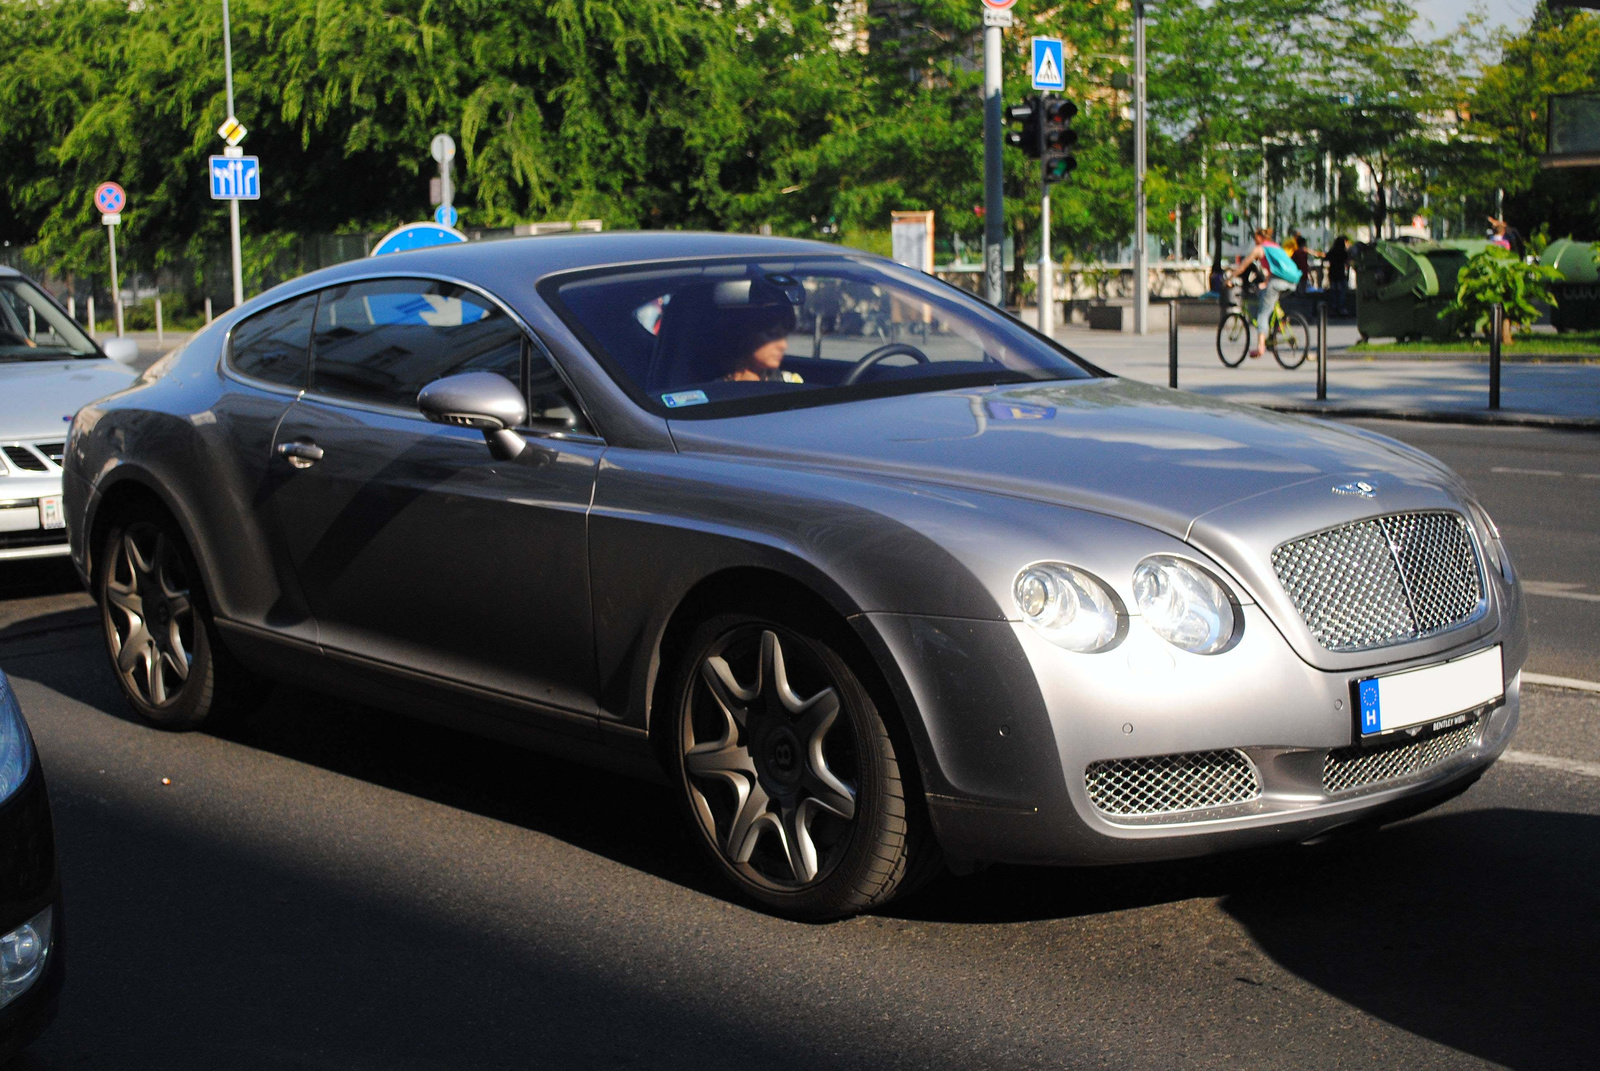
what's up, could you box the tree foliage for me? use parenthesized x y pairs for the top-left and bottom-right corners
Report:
(0, 0), (1585, 295)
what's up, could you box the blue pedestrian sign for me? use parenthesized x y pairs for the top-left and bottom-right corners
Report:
(209, 156), (261, 200)
(1031, 37), (1065, 91)
(433, 204), (459, 227)
(370, 223), (469, 257)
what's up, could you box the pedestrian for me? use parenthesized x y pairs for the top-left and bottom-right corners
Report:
(1289, 232), (1320, 293)
(1208, 254), (1227, 303)
(1487, 217), (1512, 251)
(1326, 235), (1351, 316)
(1226, 228), (1300, 358)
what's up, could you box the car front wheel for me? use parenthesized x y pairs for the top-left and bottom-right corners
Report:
(98, 505), (240, 730)
(668, 613), (931, 919)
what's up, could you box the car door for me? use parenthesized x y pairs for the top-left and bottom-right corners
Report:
(209, 291), (321, 648)
(269, 276), (603, 717)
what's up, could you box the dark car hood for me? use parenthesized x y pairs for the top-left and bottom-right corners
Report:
(667, 378), (1460, 538)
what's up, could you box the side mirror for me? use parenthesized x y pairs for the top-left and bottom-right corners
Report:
(417, 372), (529, 460)
(102, 337), (139, 366)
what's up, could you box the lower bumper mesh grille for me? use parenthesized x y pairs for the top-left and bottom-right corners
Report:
(1086, 750), (1261, 817)
(1322, 717), (1481, 794)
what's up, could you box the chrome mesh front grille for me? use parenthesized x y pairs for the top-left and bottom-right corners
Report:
(1271, 511), (1484, 651)
(1322, 717), (1481, 794)
(1086, 750), (1261, 817)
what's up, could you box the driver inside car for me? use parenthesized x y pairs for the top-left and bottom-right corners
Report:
(721, 301), (803, 384)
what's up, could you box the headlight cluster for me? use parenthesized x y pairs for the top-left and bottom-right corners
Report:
(0, 671), (35, 804)
(1015, 555), (1238, 655)
(1014, 564), (1123, 652)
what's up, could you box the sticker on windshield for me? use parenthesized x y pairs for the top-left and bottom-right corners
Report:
(662, 389), (709, 409)
(986, 401), (1057, 421)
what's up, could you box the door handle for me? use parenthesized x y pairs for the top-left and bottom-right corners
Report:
(277, 440), (324, 469)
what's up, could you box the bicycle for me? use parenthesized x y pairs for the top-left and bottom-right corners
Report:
(1216, 290), (1311, 369)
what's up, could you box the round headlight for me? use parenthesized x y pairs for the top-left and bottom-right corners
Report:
(1131, 556), (1237, 654)
(1013, 564), (1123, 652)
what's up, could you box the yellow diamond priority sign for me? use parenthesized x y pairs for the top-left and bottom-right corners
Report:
(217, 116), (247, 147)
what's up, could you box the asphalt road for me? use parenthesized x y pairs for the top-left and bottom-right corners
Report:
(1, 418), (1597, 1070)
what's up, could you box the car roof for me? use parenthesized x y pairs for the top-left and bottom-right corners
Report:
(258, 231), (874, 302)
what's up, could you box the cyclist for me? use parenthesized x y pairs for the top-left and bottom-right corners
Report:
(1226, 228), (1301, 359)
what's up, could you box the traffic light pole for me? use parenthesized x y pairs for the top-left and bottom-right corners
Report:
(983, 23), (1005, 307)
(1133, 0), (1148, 335)
(1038, 181), (1052, 333)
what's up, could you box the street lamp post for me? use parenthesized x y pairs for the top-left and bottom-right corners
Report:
(1132, 0), (1148, 335)
(221, 0), (244, 308)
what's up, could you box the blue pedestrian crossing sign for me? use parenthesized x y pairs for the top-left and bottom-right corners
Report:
(1031, 37), (1065, 91)
(209, 155), (261, 200)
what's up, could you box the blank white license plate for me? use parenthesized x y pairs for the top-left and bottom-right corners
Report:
(38, 496), (64, 529)
(1357, 645), (1503, 738)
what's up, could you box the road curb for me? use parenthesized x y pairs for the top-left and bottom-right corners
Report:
(1259, 403), (1600, 431)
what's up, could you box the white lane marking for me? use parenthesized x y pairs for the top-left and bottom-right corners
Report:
(1521, 581), (1600, 603)
(1492, 466), (1567, 477)
(1501, 750), (1600, 780)
(1523, 672), (1600, 694)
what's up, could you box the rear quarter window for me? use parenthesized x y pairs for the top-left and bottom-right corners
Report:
(229, 293), (316, 387)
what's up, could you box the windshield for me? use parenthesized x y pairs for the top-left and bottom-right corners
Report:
(544, 256), (1093, 418)
(0, 278), (97, 361)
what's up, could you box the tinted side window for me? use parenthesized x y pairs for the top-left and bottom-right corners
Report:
(310, 278), (521, 409)
(230, 293), (316, 387)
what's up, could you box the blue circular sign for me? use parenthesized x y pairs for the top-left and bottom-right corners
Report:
(434, 204), (459, 227)
(370, 223), (469, 257)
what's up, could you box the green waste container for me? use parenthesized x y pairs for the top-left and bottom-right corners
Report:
(1354, 239), (1491, 342)
(1540, 239), (1600, 332)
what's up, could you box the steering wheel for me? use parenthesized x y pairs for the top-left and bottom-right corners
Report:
(841, 343), (931, 385)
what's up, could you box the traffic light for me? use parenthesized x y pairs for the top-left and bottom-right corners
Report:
(1040, 94), (1078, 184)
(1007, 97), (1040, 159)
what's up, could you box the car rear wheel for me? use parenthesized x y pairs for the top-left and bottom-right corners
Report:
(668, 613), (930, 920)
(98, 505), (241, 730)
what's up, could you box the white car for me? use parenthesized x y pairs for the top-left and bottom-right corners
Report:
(0, 267), (137, 561)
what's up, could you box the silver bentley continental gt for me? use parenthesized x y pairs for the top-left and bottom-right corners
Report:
(61, 233), (1526, 919)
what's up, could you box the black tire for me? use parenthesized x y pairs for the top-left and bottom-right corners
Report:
(1272, 311), (1312, 369)
(667, 611), (930, 920)
(97, 503), (250, 730)
(1217, 311), (1251, 367)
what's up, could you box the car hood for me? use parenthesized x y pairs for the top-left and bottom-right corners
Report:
(668, 377), (1463, 540)
(0, 358), (137, 440)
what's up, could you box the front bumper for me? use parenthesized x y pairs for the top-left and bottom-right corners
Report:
(0, 469), (69, 562)
(865, 603), (1524, 868)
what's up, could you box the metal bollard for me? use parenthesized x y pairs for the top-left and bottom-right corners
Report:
(205, 297), (213, 324)
(1168, 301), (1178, 388)
(1316, 300), (1328, 401)
(1489, 304), (1503, 410)
(155, 295), (164, 346)
(67, 295), (76, 321)
(87, 295), (96, 335)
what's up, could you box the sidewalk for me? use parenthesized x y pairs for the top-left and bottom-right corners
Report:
(1051, 321), (1600, 428)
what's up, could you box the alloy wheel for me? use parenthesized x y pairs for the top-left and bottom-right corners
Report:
(681, 626), (859, 889)
(104, 523), (195, 707)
